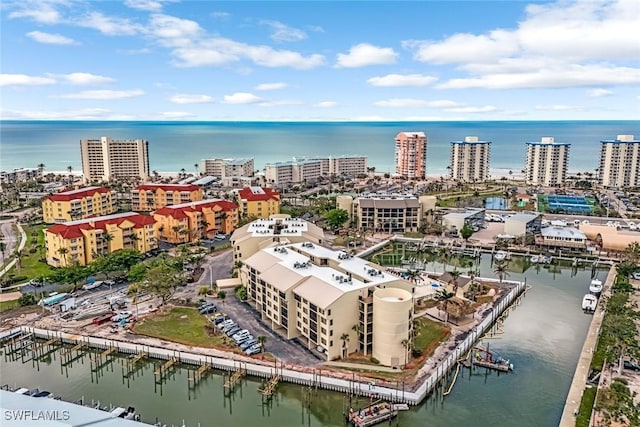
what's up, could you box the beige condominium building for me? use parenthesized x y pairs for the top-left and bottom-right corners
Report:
(599, 135), (640, 188)
(241, 242), (414, 365)
(132, 183), (204, 211)
(450, 136), (491, 182)
(337, 194), (437, 233)
(230, 215), (325, 262)
(80, 136), (150, 183)
(264, 155), (367, 186)
(395, 132), (427, 180)
(524, 137), (570, 186)
(201, 158), (255, 179)
(42, 186), (117, 223)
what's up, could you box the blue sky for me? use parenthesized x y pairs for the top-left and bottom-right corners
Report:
(1, 0), (639, 121)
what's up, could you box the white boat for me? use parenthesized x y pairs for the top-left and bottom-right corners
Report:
(82, 280), (103, 291)
(582, 294), (598, 312)
(110, 406), (138, 420)
(530, 255), (539, 263)
(589, 279), (603, 295)
(494, 250), (508, 261)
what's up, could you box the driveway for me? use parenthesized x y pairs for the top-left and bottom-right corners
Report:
(0, 220), (18, 265)
(216, 296), (324, 366)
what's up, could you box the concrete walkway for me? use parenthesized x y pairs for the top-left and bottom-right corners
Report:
(324, 361), (399, 373)
(558, 266), (616, 427)
(0, 222), (27, 279)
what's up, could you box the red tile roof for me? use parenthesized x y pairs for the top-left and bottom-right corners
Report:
(153, 199), (238, 219)
(46, 212), (155, 238)
(237, 187), (280, 202)
(135, 184), (200, 192)
(45, 186), (111, 202)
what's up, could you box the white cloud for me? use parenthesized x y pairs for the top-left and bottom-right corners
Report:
(59, 89), (144, 99)
(588, 88), (613, 97)
(374, 98), (461, 108)
(0, 74), (56, 86)
(405, 0), (640, 90)
(148, 14), (203, 47)
(170, 94), (213, 104)
(124, 0), (176, 12)
(75, 12), (141, 36)
(336, 43), (398, 68)
(258, 99), (304, 107)
(534, 104), (586, 112)
(159, 111), (196, 119)
(444, 105), (498, 113)
(117, 48), (151, 55)
(223, 92), (263, 104)
(58, 73), (115, 85)
(0, 107), (117, 120)
(367, 73), (437, 87)
(313, 101), (338, 108)
(7, 0), (67, 24)
(261, 20), (307, 42)
(254, 82), (287, 91)
(26, 31), (78, 45)
(437, 64), (640, 89)
(211, 11), (230, 20)
(172, 38), (325, 69)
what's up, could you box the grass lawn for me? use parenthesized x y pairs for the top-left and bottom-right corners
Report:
(413, 317), (449, 354)
(9, 224), (56, 280)
(133, 306), (234, 349)
(0, 299), (20, 312)
(575, 386), (596, 427)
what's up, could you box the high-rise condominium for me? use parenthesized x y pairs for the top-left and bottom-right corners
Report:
(80, 136), (150, 182)
(450, 136), (491, 182)
(599, 135), (640, 189)
(394, 132), (427, 180)
(524, 137), (570, 186)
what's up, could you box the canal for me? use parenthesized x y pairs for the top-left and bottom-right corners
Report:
(1, 255), (606, 427)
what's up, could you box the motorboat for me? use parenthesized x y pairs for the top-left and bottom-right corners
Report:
(110, 406), (138, 420)
(494, 250), (508, 261)
(530, 255), (539, 263)
(589, 279), (603, 296)
(582, 294), (598, 312)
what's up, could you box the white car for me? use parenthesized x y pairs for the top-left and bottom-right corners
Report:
(633, 273), (640, 280)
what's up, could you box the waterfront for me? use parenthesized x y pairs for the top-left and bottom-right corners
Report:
(2, 120), (638, 175)
(1, 256), (606, 427)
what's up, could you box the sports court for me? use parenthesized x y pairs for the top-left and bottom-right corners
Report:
(539, 195), (594, 214)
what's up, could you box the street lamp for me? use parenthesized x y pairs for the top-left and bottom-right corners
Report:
(209, 263), (214, 292)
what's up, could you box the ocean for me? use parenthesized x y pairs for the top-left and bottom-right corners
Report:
(1, 120), (638, 176)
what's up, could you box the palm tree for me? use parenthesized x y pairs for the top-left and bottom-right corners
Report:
(623, 242), (640, 264)
(57, 247), (69, 267)
(179, 168), (186, 179)
(448, 269), (461, 293)
(152, 170), (159, 182)
(194, 163), (199, 176)
(15, 250), (23, 271)
(493, 261), (509, 283)
(66, 166), (73, 187)
(102, 232), (114, 254)
(400, 338), (412, 366)
(257, 335), (267, 353)
(436, 289), (455, 323)
(0, 242), (5, 260)
(340, 333), (350, 359)
(352, 323), (364, 354)
(127, 284), (140, 318)
(171, 225), (182, 242)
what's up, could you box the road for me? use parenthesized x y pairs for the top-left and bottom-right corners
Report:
(0, 220), (19, 265)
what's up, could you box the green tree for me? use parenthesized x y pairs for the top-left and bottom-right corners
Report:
(623, 241), (640, 264)
(436, 289), (456, 324)
(401, 338), (412, 366)
(235, 285), (247, 301)
(139, 264), (181, 305)
(460, 223), (473, 241)
(340, 332), (350, 358)
(493, 261), (509, 283)
(217, 290), (226, 304)
(126, 284), (141, 318)
(324, 208), (349, 230)
(257, 335), (267, 353)
(128, 263), (148, 283)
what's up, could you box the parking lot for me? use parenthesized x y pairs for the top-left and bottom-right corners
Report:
(212, 296), (324, 366)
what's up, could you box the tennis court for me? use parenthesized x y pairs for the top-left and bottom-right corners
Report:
(542, 195), (594, 213)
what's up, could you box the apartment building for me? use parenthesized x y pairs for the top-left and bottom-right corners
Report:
(450, 136), (491, 182)
(201, 158), (255, 179)
(264, 155), (367, 186)
(230, 215), (325, 262)
(80, 136), (150, 182)
(45, 212), (156, 267)
(337, 194), (437, 233)
(524, 137), (570, 186)
(599, 135), (640, 188)
(42, 186), (117, 223)
(132, 184), (203, 211)
(395, 132), (427, 180)
(1, 168), (42, 185)
(153, 199), (239, 244)
(236, 187), (281, 219)
(241, 242), (414, 365)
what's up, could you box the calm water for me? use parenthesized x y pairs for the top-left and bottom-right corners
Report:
(1, 120), (638, 175)
(0, 255), (605, 427)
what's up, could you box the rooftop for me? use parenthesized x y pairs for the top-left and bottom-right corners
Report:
(601, 134), (639, 143)
(135, 183), (200, 192)
(238, 186), (280, 202)
(506, 212), (540, 223)
(45, 186), (111, 201)
(540, 226), (587, 239)
(396, 132), (426, 139)
(192, 176), (217, 185)
(46, 212), (155, 238)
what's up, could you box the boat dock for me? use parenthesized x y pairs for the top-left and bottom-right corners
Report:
(223, 366), (246, 391)
(347, 400), (398, 427)
(258, 374), (280, 399)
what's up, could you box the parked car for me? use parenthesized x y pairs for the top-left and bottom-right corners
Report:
(214, 233), (227, 240)
(240, 339), (258, 350)
(221, 322), (237, 332)
(111, 311), (133, 322)
(245, 344), (262, 355)
(199, 304), (217, 314)
(632, 272), (640, 280)
(213, 315), (229, 325)
(232, 330), (250, 341)
(225, 326), (241, 336)
(623, 360), (640, 371)
(236, 335), (254, 345)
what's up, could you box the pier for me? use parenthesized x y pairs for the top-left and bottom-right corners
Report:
(122, 352), (147, 379)
(188, 363), (210, 388)
(154, 357), (178, 384)
(258, 374), (280, 400)
(61, 342), (88, 366)
(223, 366), (246, 391)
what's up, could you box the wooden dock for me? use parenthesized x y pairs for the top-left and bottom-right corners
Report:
(60, 342), (88, 366)
(223, 368), (246, 390)
(258, 374), (280, 397)
(33, 337), (60, 355)
(189, 363), (210, 385)
(154, 357), (178, 384)
(122, 352), (147, 379)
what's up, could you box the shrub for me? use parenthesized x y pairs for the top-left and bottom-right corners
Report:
(370, 357), (380, 364)
(29, 248), (37, 254)
(8, 275), (28, 284)
(18, 294), (37, 306)
(412, 349), (423, 358)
